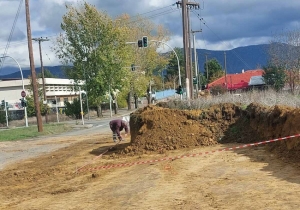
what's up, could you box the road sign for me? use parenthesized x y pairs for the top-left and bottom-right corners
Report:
(21, 90), (26, 97)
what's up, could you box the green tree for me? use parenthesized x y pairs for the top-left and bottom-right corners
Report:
(203, 58), (224, 83)
(165, 47), (184, 86)
(25, 77), (48, 117)
(64, 97), (87, 119)
(263, 65), (286, 91)
(54, 3), (169, 113)
(116, 14), (170, 107)
(53, 2), (129, 115)
(0, 111), (5, 124)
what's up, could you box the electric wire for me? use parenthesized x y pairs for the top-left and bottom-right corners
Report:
(192, 10), (252, 70)
(0, 4), (178, 51)
(0, 0), (23, 71)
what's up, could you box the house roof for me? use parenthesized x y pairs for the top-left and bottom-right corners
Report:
(208, 69), (264, 90)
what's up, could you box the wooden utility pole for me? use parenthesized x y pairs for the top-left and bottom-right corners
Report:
(176, 1), (200, 99)
(25, 0), (43, 132)
(33, 37), (49, 123)
(192, 30), (202, 95)
(178, 0), (190, 99)
(187, 8), (193, 99)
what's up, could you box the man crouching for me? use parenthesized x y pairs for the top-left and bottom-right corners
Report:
(109, 119), (129, 142)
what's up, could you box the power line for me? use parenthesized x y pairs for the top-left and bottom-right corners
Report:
(131, 4), (175, 17)
(192, 11), (252, 70)
(0, 5), (179, 51)
(124, 7), (178, 26)
(0, 0), (23, 71)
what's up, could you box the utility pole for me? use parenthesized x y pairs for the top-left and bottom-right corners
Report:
(192, 30), (202, 97)
(177, 0), (190, 99)
(187, 8), (193, 99)
(196, 53), (201, 91)
(205, 53), (210, 80)
(25, 0), (43, 132)
(32, 37), (49, 123)
(176, 1), (200, 99)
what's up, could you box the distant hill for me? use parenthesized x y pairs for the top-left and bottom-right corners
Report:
(0, 66), (67, 80)
(0, 44), (270, 80)
(196, 44), (269, 74)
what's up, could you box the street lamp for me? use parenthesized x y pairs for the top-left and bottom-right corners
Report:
(0, 55), (28, 127)
(150, 40), (182, 99)
(150, 40), (181, 86)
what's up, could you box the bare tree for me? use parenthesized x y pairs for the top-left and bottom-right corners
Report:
(269, 30), (300, 93)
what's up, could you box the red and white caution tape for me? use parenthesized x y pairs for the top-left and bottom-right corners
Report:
(77, 134), (300, 173)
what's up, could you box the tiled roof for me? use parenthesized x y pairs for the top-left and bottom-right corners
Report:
(208, 69), (264, 90)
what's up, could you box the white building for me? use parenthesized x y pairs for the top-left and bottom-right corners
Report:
(0, 78), (84, 110)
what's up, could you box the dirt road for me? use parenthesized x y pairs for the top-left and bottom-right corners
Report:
(0, 132), (299, 210)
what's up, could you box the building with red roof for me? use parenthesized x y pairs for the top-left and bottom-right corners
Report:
(207, 69), (265, 91)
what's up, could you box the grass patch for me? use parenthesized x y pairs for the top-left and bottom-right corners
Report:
(0, 123), (72, 142)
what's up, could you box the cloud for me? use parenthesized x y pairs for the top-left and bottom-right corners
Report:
(1, 0), (300, 70)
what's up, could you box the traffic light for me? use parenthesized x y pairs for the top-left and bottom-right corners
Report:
(131, 64), (135, 71)
(20, 98), (27, 108)
(138, 40), (143, 47)
(176, 85), (183, 94)
(142, 36), (148, 48)
(193, 77), (197, 85)
(1, 100), (4, 108)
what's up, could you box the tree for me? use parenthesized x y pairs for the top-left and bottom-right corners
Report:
(53, 3), (170, 112)
(116, 14), (170, 107)
(198, 73), (207, 89)
(203, 58), (224, 83)
(268, 30), (300, 93)
(25, 76), (48, 117)
(53, 2), (129, 115)
(263, 65), (286, 91)
(165, 47), (184, 86)
(64, 97), (87, 119)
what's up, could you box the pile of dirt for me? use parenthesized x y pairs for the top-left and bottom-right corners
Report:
(119, 103), (243, 156)
(113, 102), (300, 163)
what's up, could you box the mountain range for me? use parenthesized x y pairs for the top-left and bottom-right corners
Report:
(0, 44), (270, 80)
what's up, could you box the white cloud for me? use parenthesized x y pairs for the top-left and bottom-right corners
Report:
(1, 0), (300, 73)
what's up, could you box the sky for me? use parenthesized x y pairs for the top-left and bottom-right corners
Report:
(1, 0), (300, 73)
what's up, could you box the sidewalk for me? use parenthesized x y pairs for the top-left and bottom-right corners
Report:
(70, 108), (136, 129)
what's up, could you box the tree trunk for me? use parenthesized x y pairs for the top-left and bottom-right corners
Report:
(134, 94), (138, 109)
(127, 92), (132, 110)
(113, 96), (118, 114)
(96, 105), (103, 118)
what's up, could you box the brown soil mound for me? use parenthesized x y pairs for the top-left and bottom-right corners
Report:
(120, 103), (243, 156)
(113, 102), (300, 163)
